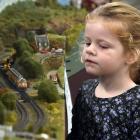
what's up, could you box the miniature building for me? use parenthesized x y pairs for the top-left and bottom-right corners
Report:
(51, 48), (64, 56)
(49, 74), (58, 84)
(35, 34), (49, 52)
(47, 71), (58, 84)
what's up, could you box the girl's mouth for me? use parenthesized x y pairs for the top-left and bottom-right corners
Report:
(85, 59), (97, 64)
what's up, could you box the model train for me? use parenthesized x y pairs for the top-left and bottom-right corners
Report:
(6, 68), (27, 89)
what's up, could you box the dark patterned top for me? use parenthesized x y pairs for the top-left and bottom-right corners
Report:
(67, 79), (140, 140)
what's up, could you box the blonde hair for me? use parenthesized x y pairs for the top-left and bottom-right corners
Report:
(85, 2), (140, 82)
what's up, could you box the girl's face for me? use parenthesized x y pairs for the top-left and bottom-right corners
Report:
(83, 20), (129, 77)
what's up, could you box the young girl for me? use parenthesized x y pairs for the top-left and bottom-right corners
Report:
(67, 2), (140, 140)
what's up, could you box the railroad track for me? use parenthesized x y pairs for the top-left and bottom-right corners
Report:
(14, 100), (29, 131)
(30, 100), (45, 132)
(19, 91), (45, 133)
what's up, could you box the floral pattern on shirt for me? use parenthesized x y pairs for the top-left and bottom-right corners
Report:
(67, 79), (140, 140)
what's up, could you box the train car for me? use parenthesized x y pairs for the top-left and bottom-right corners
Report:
(6, 68), (27, 89)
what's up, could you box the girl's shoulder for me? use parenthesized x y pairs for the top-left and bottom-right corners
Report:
(72, 79), (98, 113)
(132, 85), (140, 99)
(128, 85), (140, 97)
(124, 85), (140, 106)
(79, 78), (99, 95)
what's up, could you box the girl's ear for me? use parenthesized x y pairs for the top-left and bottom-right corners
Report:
(125, 49), (139, 65)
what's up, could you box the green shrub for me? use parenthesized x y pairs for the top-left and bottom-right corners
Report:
(13, 38), (34, 57)
(38, 79), (59, 103)
(1, 92), (17, 111)
(0, 101), (6, 124)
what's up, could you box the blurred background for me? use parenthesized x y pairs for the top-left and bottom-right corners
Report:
(0, 0), (139, 140)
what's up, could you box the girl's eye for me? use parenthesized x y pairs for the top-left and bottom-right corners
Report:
(99, 44), (109, 49)
(85, 42), (91, 47)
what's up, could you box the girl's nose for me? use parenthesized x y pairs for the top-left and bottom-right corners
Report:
(85, 43), (97, 56)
